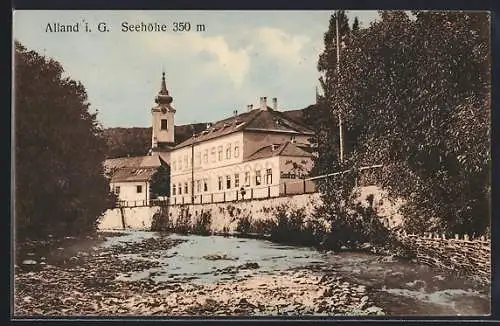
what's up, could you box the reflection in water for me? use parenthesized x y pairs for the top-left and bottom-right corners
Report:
(101, 231), (490, 316)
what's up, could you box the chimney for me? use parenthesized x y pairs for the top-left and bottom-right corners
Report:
(272, 97), (278, 110)
(260, 96), (267, 110)
(247, 104), (253, 112)
(206, 122), (212, 129)
(233, 110), (238, 117)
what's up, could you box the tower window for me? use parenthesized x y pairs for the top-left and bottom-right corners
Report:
(161, 119), (168, 130)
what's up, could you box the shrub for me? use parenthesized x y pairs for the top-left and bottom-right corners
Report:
(236, 214), (252, 235)
(193, 210), (212, 236)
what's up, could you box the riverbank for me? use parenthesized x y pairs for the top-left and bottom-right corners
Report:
(13, 230), (489, 317)
(14, 231), (382, 316)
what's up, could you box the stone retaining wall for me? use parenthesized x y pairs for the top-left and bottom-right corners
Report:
(167, 193), (322, 233)
(166, 185), (403, 233)
(398, 232), (491, 285)
(98, 206), (159, 230)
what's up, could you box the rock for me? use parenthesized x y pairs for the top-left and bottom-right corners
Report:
(360, 295), (369, 302)
(22, 260), (37, 265)
(366, 306), (382, 314)
(239, 262), (259, 270)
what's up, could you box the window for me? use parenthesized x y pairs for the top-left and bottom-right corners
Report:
(196, 152), (201, 166)
(161, 119), (168, 130)
(255, 170), (261, 186)
(244, 172), (250, 186)
(226, 145), (231, 159)
(172, 161), (176, 171)
(178, 183), (182, 195)
(204, 179), (208, 192)
(137, 185), (143, 193)
(218, 146), (223, 161)
(172, 184), (176, 195)
(184, 183), (188, 194)
(196, 180), (201, 193)
(114, 186), (120, 195)
(266, 168), (273, 184)
(218, 176), (223, 190)
(234, 174), (240, 188)
(204, 150), (208, 163)
(234, 146), (240, 158)
(211, 147), (216, 162)
(226, 175), (231, 189)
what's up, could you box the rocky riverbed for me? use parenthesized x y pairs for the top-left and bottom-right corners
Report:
(14, 231), (384, 317)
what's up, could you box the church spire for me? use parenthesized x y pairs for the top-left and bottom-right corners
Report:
(155, 72), (173, 105)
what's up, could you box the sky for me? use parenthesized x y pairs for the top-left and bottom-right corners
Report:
(13, 10), (381, 128)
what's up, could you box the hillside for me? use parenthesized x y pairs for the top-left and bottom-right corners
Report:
(103, 123), (207, 159)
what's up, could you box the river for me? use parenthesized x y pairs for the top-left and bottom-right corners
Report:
(100, 230), (490, 316)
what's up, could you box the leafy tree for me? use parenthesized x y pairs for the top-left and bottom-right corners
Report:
(316, 11), (490, 236)
(15, 41), (115, 239)
(150, 164), (171, 198)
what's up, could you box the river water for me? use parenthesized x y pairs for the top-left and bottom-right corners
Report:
(101, 230), (490, 316)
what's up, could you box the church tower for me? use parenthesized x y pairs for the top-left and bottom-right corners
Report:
(151, 72), (176, 150)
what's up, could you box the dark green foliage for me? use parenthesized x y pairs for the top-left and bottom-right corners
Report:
(15, 41), (115, 239)
(173, 206), (191, 234)
(236, 214), (252, 234)
(315, 11), (490, 236)
(102, 123), (207, 159)
(150, 165), (170, 198)
(193, 210), (212, 236)
(270, 205), (306, 243)
(151, 206), (171, 231)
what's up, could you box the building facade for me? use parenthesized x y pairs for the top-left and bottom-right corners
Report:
(104, 155), (166, 205)
(170, 97), (316, 204)
(105, 72), (318, 205)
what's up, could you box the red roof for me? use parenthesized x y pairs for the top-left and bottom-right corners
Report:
(245, 141), (313, 162)
(174, 108), (314, 149)
(104, 155), (164, 183)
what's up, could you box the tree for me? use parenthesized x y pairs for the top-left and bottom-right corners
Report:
(150, 165), (171, 198)
(317, 11), (490, 235)
(15, 41), (115, 239)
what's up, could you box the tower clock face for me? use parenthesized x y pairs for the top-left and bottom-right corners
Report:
(161, 107), (167, 114)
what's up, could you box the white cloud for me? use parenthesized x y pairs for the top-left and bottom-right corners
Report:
(252, 27), (311, 65)
(140, 32), (251, 88)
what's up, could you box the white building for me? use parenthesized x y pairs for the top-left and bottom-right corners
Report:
(105, 72), (318, 205)
(104, 155), (166, 206)
(170, 97), (316, 205)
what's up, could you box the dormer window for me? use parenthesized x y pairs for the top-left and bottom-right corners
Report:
(271, 144), (278, 151)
